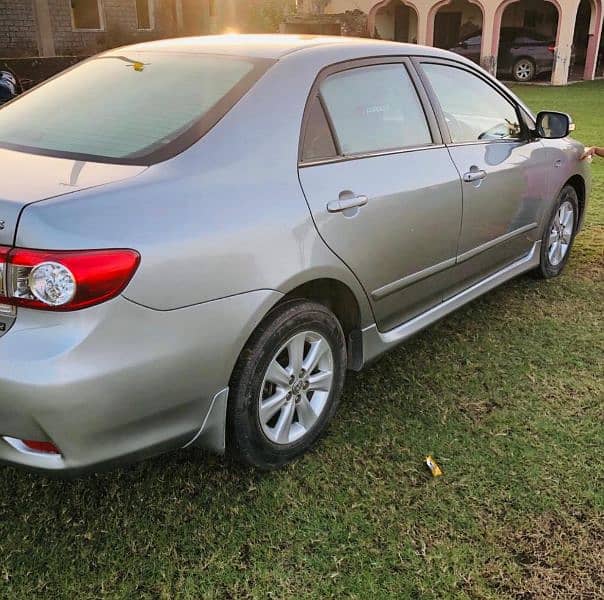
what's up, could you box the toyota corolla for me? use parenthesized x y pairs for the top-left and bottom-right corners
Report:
(0, 35), (590, 474)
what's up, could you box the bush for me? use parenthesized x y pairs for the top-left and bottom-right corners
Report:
(247, 0), (296, 33)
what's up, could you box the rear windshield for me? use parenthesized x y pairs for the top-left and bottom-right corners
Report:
(0, 52), (271, 165)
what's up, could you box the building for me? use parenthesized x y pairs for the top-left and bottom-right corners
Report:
(292, 0), (603, 84)
(0, 1), (252, 59)
(0, 1), (293, 84)
(1, 1), (601, 85)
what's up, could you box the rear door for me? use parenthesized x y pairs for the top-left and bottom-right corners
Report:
(298, 58), (462, 331)
(416, 59), (549, 292)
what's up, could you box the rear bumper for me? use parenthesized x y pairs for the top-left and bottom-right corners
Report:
(0, 290), (281, 476)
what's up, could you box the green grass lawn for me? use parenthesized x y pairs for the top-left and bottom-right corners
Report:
(1, 82), (602, 600)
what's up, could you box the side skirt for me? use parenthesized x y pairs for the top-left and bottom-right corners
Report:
(362, 242), (541, 363)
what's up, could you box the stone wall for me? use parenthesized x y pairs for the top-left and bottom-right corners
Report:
(0, 1), (182, 60)
(0, 0), (39, 58)
(48, 0), (178, 57)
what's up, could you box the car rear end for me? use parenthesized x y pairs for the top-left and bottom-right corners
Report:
(0, 45), (278, 474)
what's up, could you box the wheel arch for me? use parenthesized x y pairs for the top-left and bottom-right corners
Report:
(273, 278), (365, 371)
(564, 174), (586, 230)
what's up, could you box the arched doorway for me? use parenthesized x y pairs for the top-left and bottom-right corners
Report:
(432, 0), (483, 62)
(370, 0), (419, 43)
(494, 0), (559, 81)
(571, 0), (603, 79)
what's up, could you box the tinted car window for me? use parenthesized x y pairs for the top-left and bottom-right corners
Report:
(301, 96), (337, 162)
(320, 64), (432, 156)
(514, 36), (534, 44)
(422, 63), (522, 143)
(464, 35), (481, 45)
(500, 29), (516, 42)
(0, 52), (269, 164)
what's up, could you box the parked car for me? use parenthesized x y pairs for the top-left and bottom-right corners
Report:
(0, 69), (20, 105)
(0, 36), (590, 475)
(450, 27), (570, 81)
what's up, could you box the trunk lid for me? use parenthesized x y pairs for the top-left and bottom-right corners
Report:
(0, 148), (146, 245)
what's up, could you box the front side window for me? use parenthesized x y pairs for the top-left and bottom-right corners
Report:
(422, 63), (522, 143)
(0, 52), (270, 164)
(71, 0), (103, 30)
(319, 64), (432, 156)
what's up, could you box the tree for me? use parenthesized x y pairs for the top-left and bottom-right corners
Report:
(246, 0), (297, 33)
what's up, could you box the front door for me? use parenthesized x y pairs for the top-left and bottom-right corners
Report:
(298, 60), (462, 331)
(418, 60), (549, 291)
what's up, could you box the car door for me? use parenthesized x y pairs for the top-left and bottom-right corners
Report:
(298, 58), (463, 331)
(416, 59), (550, 293)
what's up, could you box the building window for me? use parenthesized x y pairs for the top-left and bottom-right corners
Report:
(209, 0), (217, 18)
(71, 0), (104, 30)
(136, 0), (154, 30)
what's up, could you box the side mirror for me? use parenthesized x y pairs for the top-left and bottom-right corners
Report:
(535, 111), (574, 139)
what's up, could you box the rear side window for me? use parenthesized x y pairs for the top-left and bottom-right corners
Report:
(422, 63), (522, 143)
(0, 52), (271, 164)
(319, 64), (432, 156)
(301, 96), (337, 162)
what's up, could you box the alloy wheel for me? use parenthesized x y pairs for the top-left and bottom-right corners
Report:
(514, 59), (534, 81)
(548, 199), (574, 266)
(259, 330), (334, 445)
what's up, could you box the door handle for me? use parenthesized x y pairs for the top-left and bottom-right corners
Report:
(463, 169), (487, 183)
(327, 194), (368, 213)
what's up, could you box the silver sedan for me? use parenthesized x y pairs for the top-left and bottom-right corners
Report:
(0, 35), (590, 474)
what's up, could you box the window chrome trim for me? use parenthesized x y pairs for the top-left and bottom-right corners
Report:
(443, 139), (525, 148)
(299, 143), (446, 168)
(457, 222), (538, 263)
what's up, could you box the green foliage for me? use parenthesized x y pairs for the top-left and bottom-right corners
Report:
(246, 0), (297, 33)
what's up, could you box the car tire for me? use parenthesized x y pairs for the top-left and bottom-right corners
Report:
(227, 299), (347, 470)
(534, 184), (579, 279)
(513, 57), (536, 82)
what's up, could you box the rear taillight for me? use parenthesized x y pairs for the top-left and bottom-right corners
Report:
(22, 440), (61, 455)
(0, 247), (140, 311)
(3, 436), (61, 455)
(548, 45), (556, 53)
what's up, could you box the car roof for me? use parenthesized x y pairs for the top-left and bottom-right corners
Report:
(107, 34), (457, 61)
